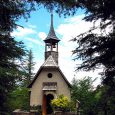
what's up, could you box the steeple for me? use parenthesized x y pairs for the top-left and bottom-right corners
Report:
(44, 13), (60, 64)
(44, 13), (60, 42)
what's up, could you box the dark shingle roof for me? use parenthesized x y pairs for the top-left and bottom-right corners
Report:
(44, 14), (60, 42)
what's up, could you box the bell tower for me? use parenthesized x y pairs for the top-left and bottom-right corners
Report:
(44, 13), (60, 64)
(28, 12), (71, 115)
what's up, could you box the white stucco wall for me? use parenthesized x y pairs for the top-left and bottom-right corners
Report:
(30, 68), (71, 106)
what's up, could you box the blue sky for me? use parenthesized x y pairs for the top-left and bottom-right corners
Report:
(12, 7), (101, 87)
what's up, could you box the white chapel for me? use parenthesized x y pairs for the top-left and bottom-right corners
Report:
(28, 13), (71, 115)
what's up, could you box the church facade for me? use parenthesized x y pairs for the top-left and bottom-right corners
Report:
(28, 14), (71, 115)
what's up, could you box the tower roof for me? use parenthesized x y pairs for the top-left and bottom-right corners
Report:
(44, 13), (60, 43)
(42, 55), (58, 67)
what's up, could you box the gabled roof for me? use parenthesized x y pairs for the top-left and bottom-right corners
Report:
(42, 55), (58, 67)
(28, 55), (71, 88)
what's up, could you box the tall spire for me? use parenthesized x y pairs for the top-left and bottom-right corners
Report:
(44, 13), (60, 42)
(51, 10), (53, 28)
(44, 13), (60, 64)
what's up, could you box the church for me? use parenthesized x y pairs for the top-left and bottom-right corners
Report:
(28, 13), (71, 115)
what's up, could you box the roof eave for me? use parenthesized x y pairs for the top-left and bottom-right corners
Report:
(44, 38), (60, 43)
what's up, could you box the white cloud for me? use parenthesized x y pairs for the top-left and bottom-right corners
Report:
(65, 15), (85, 24)
(25, 37), (43, 46)
(73, 69), (102, 87)
(38, 32), (47, 40)
(56, 15), (93, 42)
(11, 26), (37, 37)
(34, 59), (44, 73)
(56, 15), (102, 86)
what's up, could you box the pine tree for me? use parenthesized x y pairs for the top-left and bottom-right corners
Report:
(26, 50), (35, 85)
(70, 1), (115, 114)
(0, 35), (26, 113)
(22, 49), (35, 86)
(0, 0), (33, 113)
(68, 2), (115, 97)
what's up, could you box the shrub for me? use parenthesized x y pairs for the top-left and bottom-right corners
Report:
(51, 95), (70, 112)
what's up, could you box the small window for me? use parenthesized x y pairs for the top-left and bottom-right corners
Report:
(47, 73), (52, 78)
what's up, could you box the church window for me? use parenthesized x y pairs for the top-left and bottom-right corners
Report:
(47, 73), (52, 78)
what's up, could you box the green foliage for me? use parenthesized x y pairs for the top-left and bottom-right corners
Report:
(0, 35), (26, 114)
(0, 38), (35, 113)
(0, 0), (36, 33)
(33, 0), (78, 16)
(94, 85), (115, 115)
(71, 0), (115, 87)
(71, 77), (115, 114)
(51, 95), (70, 111)
(0, 0), (35, 113)
(71, 77), (97, 114)
(0, 0), (77, 34)
(19, 49), (35, 87)
(70, 1), (115, 113)
(8, 87), (30, 111)
(24, 50), (35, 86)
(6, 49), (35, 113)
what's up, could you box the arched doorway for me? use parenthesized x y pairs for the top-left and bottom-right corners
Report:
(46, 94), (54, 114)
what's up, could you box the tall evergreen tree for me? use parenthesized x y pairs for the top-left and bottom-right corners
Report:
(94, 85), (115, 115)
(0, 35), (26, 114)
(25, 50), (35, 85)
(7, 50), (35, 112)
(70, 1), (115, 114)
(0, 0), (34, 113)
(71, 0), (115, 87)
(22, 49), (35, 86)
